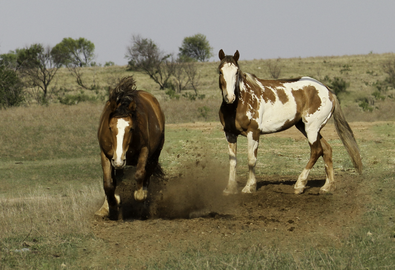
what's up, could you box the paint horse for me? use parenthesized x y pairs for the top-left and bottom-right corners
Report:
(218, 50), (362, 195)
(95, 76), (165, 219)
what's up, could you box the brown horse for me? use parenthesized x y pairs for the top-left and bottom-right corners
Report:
(95, 76), (165, 219)
(218, 50), (362, 195)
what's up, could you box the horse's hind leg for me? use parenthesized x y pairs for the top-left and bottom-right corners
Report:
(294, 139), (323, 194)
(294, 123), (323, 194)
(319, 137), (335, 193)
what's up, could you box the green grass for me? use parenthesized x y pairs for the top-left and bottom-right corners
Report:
(1, 113), (395, 268)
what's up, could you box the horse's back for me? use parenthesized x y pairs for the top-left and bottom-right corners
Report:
(241, 76), (335, 134)
(136, 90), (165, 132)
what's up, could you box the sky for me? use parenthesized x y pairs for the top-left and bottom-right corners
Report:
(1, 0), (394, 66)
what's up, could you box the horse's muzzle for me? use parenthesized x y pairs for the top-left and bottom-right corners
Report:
(111, 159), (126, 170)
(224, 94), (236, 104)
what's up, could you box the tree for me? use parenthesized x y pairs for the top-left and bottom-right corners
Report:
(16, 44), (63, 101)
(178, 34), (213, 62)
(52, 38), (96, 89)
(0, 63), (24, 108)
(125, 35), (175, 90)
(0, 51), (18, 70)
(52, 37), (95, 67)
(183, 61), (200, 94)
(266, 58), (283, 79)
(172, 60), (189, 93)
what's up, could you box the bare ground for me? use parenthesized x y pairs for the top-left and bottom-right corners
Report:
(91, 122), (371, 267)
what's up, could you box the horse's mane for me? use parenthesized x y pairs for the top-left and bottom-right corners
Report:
(109, 76), (138, 118)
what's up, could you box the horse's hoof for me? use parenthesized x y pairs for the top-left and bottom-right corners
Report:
(134, 189), (148, 201)
(108, 207), (119, 220)
(223, 186), (238, 195)
(95, 207), (109, 218)
(294, 187), (305, 194)
(241, 185), (256, 193)
(319, 186), (335, 194)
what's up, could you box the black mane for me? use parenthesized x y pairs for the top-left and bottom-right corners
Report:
(109, 76), (138, 118)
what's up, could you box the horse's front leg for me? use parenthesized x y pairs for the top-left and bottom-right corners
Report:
(95, 151), (121, 219)
(134, 147), (149, 201)
(223, 132), (238, 195)
(242, 131), (259, 193)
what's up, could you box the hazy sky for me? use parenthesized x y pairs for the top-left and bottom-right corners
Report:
(1, 0), (394, 65)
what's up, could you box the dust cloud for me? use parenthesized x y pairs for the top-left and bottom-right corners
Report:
(116, 157), (231, 220)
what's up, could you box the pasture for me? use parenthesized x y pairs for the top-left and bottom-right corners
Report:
(1, 53), (395, 269)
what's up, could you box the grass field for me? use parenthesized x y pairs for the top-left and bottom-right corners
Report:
(1, 52), (395, 269)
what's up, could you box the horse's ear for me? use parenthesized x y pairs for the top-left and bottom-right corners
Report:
(234, 50), (240, 62)
(219, 49), (225, 60)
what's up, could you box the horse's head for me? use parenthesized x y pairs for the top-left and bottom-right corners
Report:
(218, 49), (240, 104)
(108, 101), (136, 169)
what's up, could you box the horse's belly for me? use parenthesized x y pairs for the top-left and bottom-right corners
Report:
(254, 101), (299, 134)
(258, 114), (298, 133)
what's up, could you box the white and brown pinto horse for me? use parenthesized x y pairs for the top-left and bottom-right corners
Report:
(95, 76), (165, 219)
(218, 50), (362, 195)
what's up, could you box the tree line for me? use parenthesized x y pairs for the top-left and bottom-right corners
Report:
(0, 33), (213, 108)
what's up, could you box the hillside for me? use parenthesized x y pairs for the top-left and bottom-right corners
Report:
(28, 52), (395, 122)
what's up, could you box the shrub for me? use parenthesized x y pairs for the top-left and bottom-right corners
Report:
(324, 76), (350, 96)
(198, 106), (210, 120)
(357, 97), (374, 112)
(58, 92), (98, 105)
(104, 61), (115, 67)
(0, 65), (25, 108)
(266, 59), (282, 79)
(382, 58), (395, 87)
(182, 92), (205, 101)
(165, 89), (180, 100)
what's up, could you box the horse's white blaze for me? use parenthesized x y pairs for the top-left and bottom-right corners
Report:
(221, 63), (238, 103)
(114, 118), (129, 166)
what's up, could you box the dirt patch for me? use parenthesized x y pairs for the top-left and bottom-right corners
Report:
(91, 155), (365, 267)
(90, 121), (375, 267)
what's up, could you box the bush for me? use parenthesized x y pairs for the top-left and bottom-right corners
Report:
(382, 58), (395, 87)
(357, 97), (374, 112)
(58, 92), (98, 105)
(266, 59), (282, 79)
(165, 89), (180, 100)
(104, 61), (115, 67)
(0, 65), (24, 108)
(182, 92), (205, 101)
(324, 76), (350, 96)
(198, 106), (210, 119)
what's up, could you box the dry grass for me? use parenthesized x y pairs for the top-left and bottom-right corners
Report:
(0, 184), (101, 241)
(34, 52), (395, 122)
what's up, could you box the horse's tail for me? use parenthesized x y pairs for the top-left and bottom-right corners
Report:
(332, 96), (363, 174)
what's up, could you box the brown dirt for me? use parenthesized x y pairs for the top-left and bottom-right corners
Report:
(91, 122), (371, 267)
